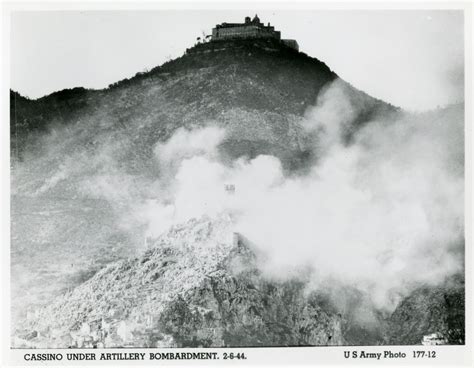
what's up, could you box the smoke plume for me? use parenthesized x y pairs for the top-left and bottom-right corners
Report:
(12, 79), (464, 316)
(129, 80), (464, 311)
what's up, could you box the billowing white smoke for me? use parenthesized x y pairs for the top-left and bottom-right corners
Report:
(154, 125), (226, 175)
(136, 80), (463, 311)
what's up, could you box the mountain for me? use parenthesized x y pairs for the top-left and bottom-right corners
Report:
(10, 38), (397, 329)
(10, 38), (397, 172)
(10, 37), (462, 348)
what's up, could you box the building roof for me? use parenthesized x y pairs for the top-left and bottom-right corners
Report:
(215, 15), (266, 29)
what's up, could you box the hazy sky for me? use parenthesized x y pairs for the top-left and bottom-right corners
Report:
(10, 9), (464, 111)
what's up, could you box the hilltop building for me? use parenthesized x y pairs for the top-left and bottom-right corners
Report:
(210, 15), (299, 51)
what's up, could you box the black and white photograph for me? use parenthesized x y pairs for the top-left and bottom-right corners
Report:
(1, 1), (472, 365)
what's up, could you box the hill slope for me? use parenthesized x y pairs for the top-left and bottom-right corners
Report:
(10, 40), (398, 327)
(15, 217), (345, 348)
(11, 38), (396, 172)
(386, 276), (465, 345)
(10, 38), (463, 348)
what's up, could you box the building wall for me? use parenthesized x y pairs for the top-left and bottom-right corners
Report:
(212, 25), (281, 41)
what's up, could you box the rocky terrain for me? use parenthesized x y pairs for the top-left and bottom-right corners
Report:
(10, 38), (464, 347)
(10, 39), (397, 328)
(386, 275), (465, 345)
(13, 213), (464, 348)
(11, 39), (396, 172)
(14, 216), (345, 348)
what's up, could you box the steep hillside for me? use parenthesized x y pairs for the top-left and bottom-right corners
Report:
(11, 38), (396, 171)
(10, 39), (398, 328)
(386, 275), (465, 345)
(14, 214), (464, 348)
(14, 216), (344, 348)
(10, 36), (462, 348)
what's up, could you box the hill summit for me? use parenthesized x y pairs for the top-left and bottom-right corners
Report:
(11, 20), (396, 171)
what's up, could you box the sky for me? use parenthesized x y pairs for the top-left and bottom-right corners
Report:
(10, 9), (464, 111)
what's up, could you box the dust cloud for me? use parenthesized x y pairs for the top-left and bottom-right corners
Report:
(131, 79), (464, 311)
(13, 79), (464, 315)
